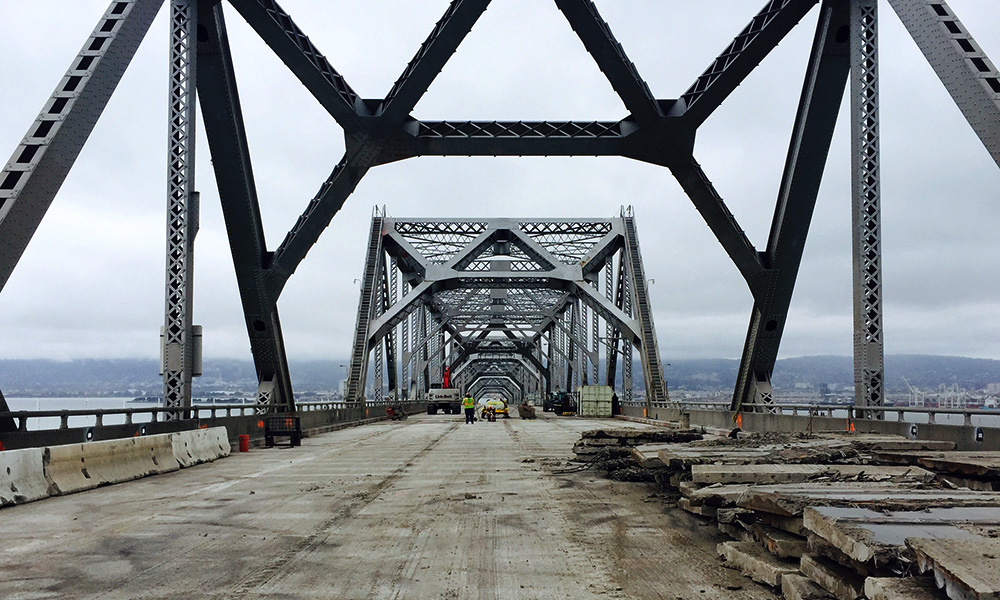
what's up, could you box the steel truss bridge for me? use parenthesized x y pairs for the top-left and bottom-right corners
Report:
(346, 212), (666, 408)
(1, 0), (998, 432)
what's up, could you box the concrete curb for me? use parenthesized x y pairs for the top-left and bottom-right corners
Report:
(0, 447), (49, 507)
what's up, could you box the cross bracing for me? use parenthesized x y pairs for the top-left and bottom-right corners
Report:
(0, 1), (997, 429)
(348, 213), (666, 407)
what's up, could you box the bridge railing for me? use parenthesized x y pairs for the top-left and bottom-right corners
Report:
(630, 400), (1000, 427)
(0, 400), (421, 433)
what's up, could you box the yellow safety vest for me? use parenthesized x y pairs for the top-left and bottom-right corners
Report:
(462, 396), (475, 409)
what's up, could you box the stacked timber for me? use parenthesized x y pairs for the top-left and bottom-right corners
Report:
(584, 427), (1000, 600)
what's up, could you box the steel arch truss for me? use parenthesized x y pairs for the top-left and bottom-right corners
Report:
(1, 1), (999, 425)
(346, 214), (668, 406)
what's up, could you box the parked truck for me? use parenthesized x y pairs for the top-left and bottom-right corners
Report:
(426, 386), (462, 415)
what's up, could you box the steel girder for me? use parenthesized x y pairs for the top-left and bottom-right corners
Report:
(196, 3), (294, 412)
(347, 215), (666, 403)
(888, 0), (1000, 168)
(0, 0), (163, 427)
(731, 0), (852, 412)
(2, 0), (999, 418)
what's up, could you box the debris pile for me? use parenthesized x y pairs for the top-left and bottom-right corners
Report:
(516, 403), (536, 419)
(569, 428), (703, 482)
(578, 427), (1000, 600)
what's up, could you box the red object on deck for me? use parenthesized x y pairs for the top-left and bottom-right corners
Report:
(238, 434), (250, 452)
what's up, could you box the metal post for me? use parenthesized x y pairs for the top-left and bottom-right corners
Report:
(851, 0), (885, 418)
(162, 0), (198, 418)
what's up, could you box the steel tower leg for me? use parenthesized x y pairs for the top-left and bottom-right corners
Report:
(729, 2), (851, 414)
(851, 0), (885, 417)
(196, 3), (295, 414)
(162, 0), (199, 418)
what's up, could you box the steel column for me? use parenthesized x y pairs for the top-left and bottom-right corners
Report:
(162, 0), (199, 417)
(851, 0), (885, 416)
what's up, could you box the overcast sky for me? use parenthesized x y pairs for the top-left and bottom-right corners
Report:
(1, 0), (999, 368)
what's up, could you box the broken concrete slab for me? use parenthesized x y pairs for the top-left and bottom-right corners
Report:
(782, 573), (835, 600)
(691, 464), (935, 485)
(693, 464), (829, 484)
(739, 485), (997, 518)
(803, 506), (995, 565)
(750, 521), (808, 559)
(864, 576), (946, 600)
(939, 474), (1000, 492)
(677, 480), (703, 497)
(678, 497), (717, 518)
(812, 433), (954, 452)
(800, 554), (866, 600)
(581, 428), (702, 443)
(873, 451), (1000, 479)
(686, 483), (753, 507)
(717, 541), (799, 587)
(630, 444), (676, 469)
(719, 520), (754, 543)
(917, 453), (1000, 480)
(908, 537), (1000, 600)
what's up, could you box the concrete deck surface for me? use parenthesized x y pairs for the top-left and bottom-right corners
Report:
(0, 413), (778, 599)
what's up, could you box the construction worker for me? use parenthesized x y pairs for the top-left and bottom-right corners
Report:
(462, 393), (476, 424)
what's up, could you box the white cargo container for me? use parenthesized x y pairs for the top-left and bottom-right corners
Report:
(578, 385), (613, 417)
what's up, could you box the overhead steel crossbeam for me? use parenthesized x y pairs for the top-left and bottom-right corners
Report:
(2, 0), (999, 418)
(346, 215), (667, 405)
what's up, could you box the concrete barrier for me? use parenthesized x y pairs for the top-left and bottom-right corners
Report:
(0, 447), (50, 507)
(172, 427), (230, 467)
(45, 435), (180, 496)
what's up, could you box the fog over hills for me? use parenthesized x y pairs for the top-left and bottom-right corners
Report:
(4, 355), (1000, 398)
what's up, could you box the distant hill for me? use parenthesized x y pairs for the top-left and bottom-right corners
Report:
(3, 354), (1000, 397)
(669, 355), (1000, 392)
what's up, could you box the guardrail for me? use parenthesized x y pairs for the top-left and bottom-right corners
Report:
(0, 399), (416, 434)
(625, 400), (1000, 426)
(0, 399), (426, 451)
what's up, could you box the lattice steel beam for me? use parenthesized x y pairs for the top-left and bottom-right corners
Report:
(888, 0), (1000, 167)
(554, 0), (661, 124)
(668, 159), (766, 288)
(679, 0), (819, 126)
(378, 0), (490, 124)
(0, 0), (164, 295)
(226, 0), (365, 129)
(851, 0), (885, 415)
(162, 0), (199, 416)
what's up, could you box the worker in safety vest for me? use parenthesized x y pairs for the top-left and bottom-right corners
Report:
(462, 393), (476, 424)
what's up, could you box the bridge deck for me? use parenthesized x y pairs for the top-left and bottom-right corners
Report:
(1, 413), (776, 599)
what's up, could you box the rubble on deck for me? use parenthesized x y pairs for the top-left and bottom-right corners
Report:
(569, 425), (1000, 600)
